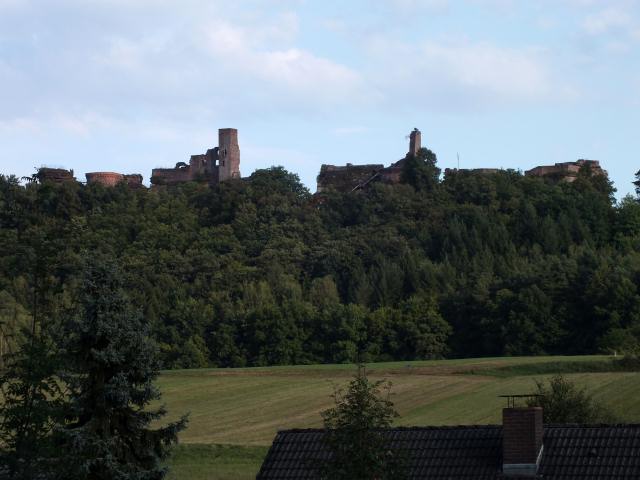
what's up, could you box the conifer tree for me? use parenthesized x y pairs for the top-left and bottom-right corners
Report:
(0, 329), (64, 479)
(58, 257), (187, 480)
(0, 245), (64, 480)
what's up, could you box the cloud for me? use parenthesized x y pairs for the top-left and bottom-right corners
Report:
(0, 117), (40, 134)
(421, 42), (550, 98)
(0, 0), (25, 10)
(562, 0), (599, 7)
(575, 6), (640, 58)
(386, 0), (450, 12)
(199, 18), (369, 106)
(54, 112), (113, 136)
(365, 38), (562, 110)
(0, 1), (372, 132)
(582, 7), (632, 35)
(320, 17), (348, 33)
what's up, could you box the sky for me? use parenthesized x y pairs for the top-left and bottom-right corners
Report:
(1, 0), (639, 197)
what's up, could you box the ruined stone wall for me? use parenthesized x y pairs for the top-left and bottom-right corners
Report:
(86, 172), (144, 188)
(150, 128), (238, 187)
(37, 168), (75, 183)
(525, 159), (606, 183)
(378, 165), (403, 184)
(189, 155), (208, 174)
(86, 172), (124, 186)
(150, 167), (193, 185)
(444, 168), (501, 176)
(124, 174), (143, 188)
(316, 164), (384, 193)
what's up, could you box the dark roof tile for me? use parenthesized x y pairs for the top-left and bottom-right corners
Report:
(257, 424), (640, 479)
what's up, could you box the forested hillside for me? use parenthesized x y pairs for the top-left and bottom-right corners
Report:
(1, 151), (640, 368)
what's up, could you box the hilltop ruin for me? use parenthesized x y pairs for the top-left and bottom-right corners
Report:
(32, 127), (608, 192)
(316, 128), (421, 193)
(86, 172), (143, 188)
(525, 159), (606, 182)
(150, 128), (241, 187)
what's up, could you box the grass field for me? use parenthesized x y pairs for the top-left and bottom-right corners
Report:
(160, 355), (640, 479)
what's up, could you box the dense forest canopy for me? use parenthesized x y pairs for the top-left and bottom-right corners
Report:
(1, 154), (640, 368)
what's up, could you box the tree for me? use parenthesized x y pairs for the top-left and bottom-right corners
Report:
(58, 257), (187, 480)
(395, 295), (451, 359)
(0, 243), (66, 480)
(401, 147), (441, 192)
(319, 365), (406, 480)
(634, 169), (640, 198)
(527, 374), (616, 424)
(0, 329), (64, 479)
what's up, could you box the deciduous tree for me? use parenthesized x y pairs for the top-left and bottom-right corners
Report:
(319, 365), (406, 480)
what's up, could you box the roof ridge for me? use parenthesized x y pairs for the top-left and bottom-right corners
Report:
(545, 423), (640, 428)
(275, 425), (503, 434)
(275, 423), (640, 435)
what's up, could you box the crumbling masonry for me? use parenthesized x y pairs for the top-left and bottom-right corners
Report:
(33, 127), (609, 192)
(316, 128), (421, 193)
(150, 128), (241, 186)
(525, 159), (606, 183)
(316, 128), (608, 193)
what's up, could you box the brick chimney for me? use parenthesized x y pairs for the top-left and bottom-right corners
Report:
(502, 407), (543, 477)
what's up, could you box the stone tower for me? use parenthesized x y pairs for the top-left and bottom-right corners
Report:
(218, 128), (241, 181)
(409, 128), (421, 157)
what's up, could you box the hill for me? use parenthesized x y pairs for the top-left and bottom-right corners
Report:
(2, 159), (640, 369)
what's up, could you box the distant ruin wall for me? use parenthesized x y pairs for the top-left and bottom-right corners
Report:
(317, 164), (384, 193)
(316, 128), (426, 193)
(86, 172), (124, 186)
(525, 159), (606, 183)
(150, 128), (237, 187)
(150, 167), (193, 185)
(37, 168), (75, 183)
(444, 168), (501, 176)
(86, 172), (144, 188)
(124, 174), (143, 188)
(378, 165), (403, 184)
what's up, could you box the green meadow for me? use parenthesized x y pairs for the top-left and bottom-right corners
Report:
(162, 355), (640, 479)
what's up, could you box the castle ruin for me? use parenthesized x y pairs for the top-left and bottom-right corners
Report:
(316, 128), (421, 193)
(85, 172), (144, 188)
(150, 128), (241, 186)
(409, 128), (421, 157)
(36, 168), (76, 183)
(31, 127), (609, 193)
(525, 159), (606, 183)
(315, 128), (610, 193)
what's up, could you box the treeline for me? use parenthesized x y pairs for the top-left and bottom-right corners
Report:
(1, 152), (640, 368)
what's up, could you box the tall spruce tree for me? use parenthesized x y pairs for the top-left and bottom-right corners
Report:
(0, 329), (64, 479)
(0, 243), (65, 480)
(58, 257), (187, 480)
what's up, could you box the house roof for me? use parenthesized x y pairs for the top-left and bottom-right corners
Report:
(256, 424), (640, 479)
